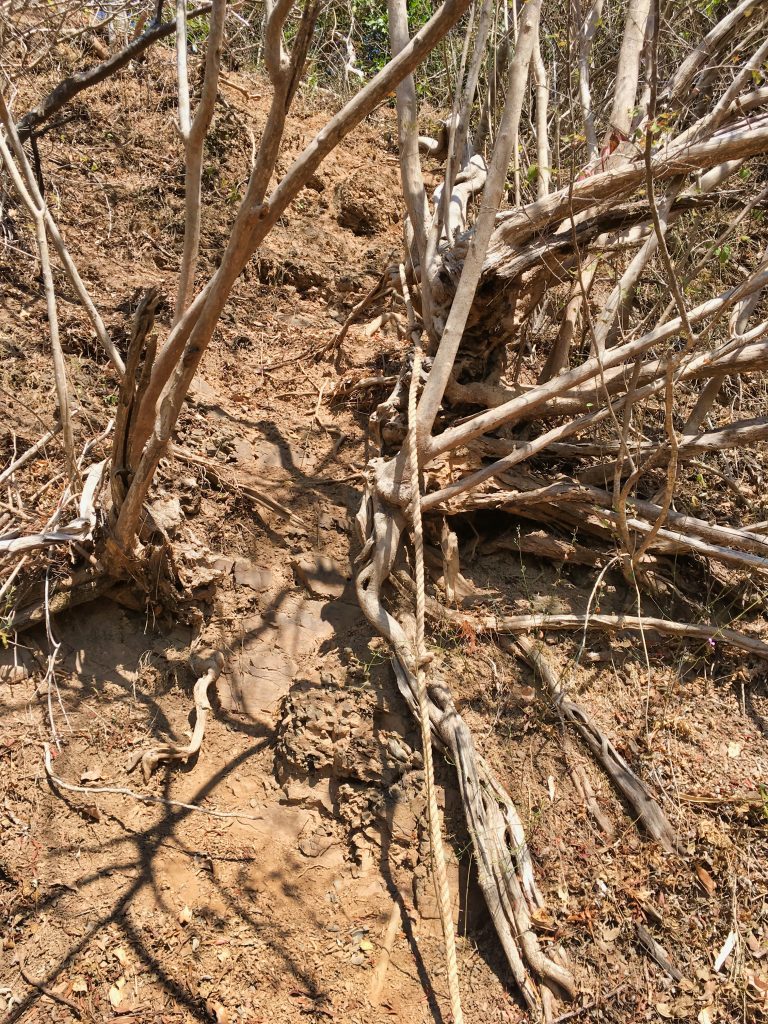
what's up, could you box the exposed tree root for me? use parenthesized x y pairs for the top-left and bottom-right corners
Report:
(355, 481), (576, 1018)
(128, 652), (224, 782)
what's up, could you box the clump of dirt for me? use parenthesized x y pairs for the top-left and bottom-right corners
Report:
(336, 169), (394, 236)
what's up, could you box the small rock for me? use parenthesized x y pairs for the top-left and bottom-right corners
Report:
(234, 438), (253, 464)
(283, 778), (334, 814)
(386, 737), (411, 762)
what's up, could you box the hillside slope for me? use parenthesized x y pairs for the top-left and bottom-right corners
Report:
(1, 43), (768, 1024)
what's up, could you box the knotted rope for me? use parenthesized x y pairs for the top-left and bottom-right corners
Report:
(400, 263), (463, 1024)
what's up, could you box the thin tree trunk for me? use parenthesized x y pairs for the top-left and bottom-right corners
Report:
(174, 0), (226, 322)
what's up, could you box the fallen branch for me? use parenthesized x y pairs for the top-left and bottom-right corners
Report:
(565, 743), (615, 837)
(16, 953), (82, 1019)
(0, 420), (65, 488)
(395, 571), (678, 849)
(174, 446), (305, 524)
(0, 460), (105, 557)
(325, 268), (393, 354)
(443, 470), (768, 560)
(509, 636), (678, 853)
(490, 613), (768, 662)
(0, 98), (76, 482)
(486, 121), (768, 269)
(550, 984), (628, 1024)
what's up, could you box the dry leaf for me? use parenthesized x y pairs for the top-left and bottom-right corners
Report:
(696, 865), (717, 896)
(727, 741), (742, 759)
(530, 907), (557, 932)
(178, 905), (193, 925)
(71, 976), (88, 994)
(697, 1007), (713, 1024)
(80, 769), (102, 784)
(656, 1002), (673, 1018)
(109, 980), (125, 1009)
(206, 1001), (230, 1023)
(112, 946), (128, 967)
(359, 939), (373, 951)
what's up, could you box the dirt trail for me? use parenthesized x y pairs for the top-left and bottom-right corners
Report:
(2, 48), (768, 1024)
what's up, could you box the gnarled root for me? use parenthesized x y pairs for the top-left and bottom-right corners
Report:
(129, 652), (224, 782)
(354, 479), (576, 1017)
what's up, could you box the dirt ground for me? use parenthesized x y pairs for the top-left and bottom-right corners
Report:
(1, 44), (768, 1024)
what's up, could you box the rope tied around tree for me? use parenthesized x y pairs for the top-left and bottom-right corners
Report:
(400, 264), (464, 1024)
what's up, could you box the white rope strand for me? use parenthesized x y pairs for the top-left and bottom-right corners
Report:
(400, 263), (464, 1024)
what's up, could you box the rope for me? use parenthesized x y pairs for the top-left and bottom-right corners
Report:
(400, 264), (464, 1024)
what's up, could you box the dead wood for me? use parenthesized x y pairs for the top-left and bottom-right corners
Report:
(565, 743), (615, 837)
(16, 953), (83, 1019)
(510, 636), (678, 852)
(5, 570), (111, 633)
(634, 923), (684, 983)
(0, 421), (65, 488)
(483, 528), (605, 566)
(494, 613), (768, 662)
(438, 469), (768, 560)
(395, 571), (678, 849)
